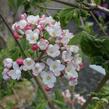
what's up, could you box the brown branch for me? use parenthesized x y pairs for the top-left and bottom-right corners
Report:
(34, 76), (57, 109)
(52, 0), (109, 15)
(89, 11), (108, 36)
(35, 51), (45, 62)
(36, 5), (64, 10)
(0, 13), (26, 58)
(52, 0), (89, 10)
(84, 3), (109, 15)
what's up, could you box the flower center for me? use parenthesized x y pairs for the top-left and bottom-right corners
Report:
(47, 76), (51, 80)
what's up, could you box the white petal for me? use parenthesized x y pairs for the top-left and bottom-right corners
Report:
(47, 58), (53, 66)
(58, 64), (65, 71)
(13, 62), (19, 70)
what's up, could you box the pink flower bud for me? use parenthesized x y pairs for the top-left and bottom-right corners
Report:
(31, 44), (39, 51)
(24, 25), (32, 31)
(69, 77), (77, 81)
(44, 85), (52, 92)
(79, 63), (84, 70)
(20, 13), (27, 20)
(13, 31), (20, 40)
(34, 29), (40, 34)
(37, 24), (45, 31)
(16, 58), (24, 65)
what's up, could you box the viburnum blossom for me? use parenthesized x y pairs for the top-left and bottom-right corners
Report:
(3, 58), (13, 68)
(62, 89), (71, 99)
(45, 22), (62, 38)
(74, 94), (86, 106)
(16, 19), (27, 29)
(47, 44), (60, 58)
(62, 90), (86, 106)
(60, 30), (73, 45)
(2, 59), (22, 80)
(25, 30), (39, 44)
(65, 62), (78, 86)
(68, 45), (79, 53)
(27, 15), (39, 25)
(2, 68), (10, 80)
(47, 58), (65, 76)
(62, 50), (72, 62)
(40, 71), (56, 88)
(2, 13), (83, 89)
(32, 63), (45, 76)
(8, 62), (22, 80)
(37, 38), (49, 50)
(22, 58), (35, 71)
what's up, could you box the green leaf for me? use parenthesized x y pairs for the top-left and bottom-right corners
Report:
(68, 33), (82, 45)
(94, 0), (101, 4)
(54, 8), (80, 27)
(36, 102), (47, 109)
(53, 99), (66, 108)
(80, 31), (109, 72)
(8, 0), (25, 12)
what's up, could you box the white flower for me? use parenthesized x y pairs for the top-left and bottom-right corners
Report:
(32, 63), (45, 76)
(40, 71), (56, 88)
(62, 89), (71, 98)
(62, 50), (73, 62)
(2, 68), (10, 80)
(65, 62), (78, 79)
(22, 58), (35, 71)
(77, 96), (86, 106)
(17, 20), (27, 29)
(8, 62), (21, 80)
(47, 58), (65, 76)
(12, 23), (17, 31)
(45, 16), (55, 24)
(69, 45), (79, 53)
(60, 30), (73, 45)
(73, 54), (82, 71)
(46, 22), (62, 38)
(25, 30), (39, 44)
(74, 94), (86, 106)
(69, 77), (78, 86)
(47, 44), (60, 58)
(3, 58), (13, 68)
(37, 39), (49, 50)
(9, 69), (21, 80)
(39, 16), (55, 25)
(27, 15), (39, 25)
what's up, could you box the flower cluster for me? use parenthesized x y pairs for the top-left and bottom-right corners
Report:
(2, 14), (82, 89)
(62, 89), (86, 106)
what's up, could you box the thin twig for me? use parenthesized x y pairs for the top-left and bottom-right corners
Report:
(36, 5), (64, 10)
(12, 88), (20, 102)
(52, 0), (109, 15)
(52, 0), (89, 10)
(34, 76), (57, 109)
(0, 13), (26, 58)
(89, 11), (108, 36)
(84, 3), (109, 15)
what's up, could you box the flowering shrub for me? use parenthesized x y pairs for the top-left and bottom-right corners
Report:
(1, 0), (109, 108)
(2, 14), (82, 90)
